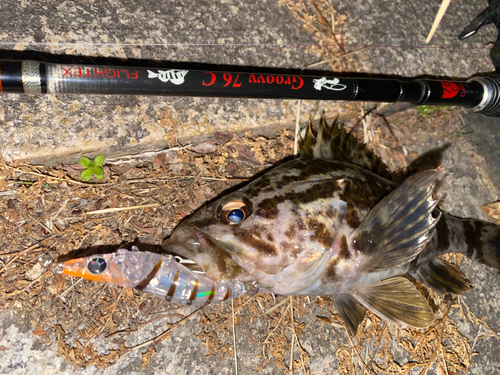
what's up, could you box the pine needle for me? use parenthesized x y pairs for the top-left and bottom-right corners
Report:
(86, 203), (160, 215)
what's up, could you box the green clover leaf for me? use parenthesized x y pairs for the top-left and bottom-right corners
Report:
(79, 157), (92, 168)
(78, 155), (106, 181)
(94, 155), (105, 167)
(80, 168), (93, 181)
(91, 166), (104, 180)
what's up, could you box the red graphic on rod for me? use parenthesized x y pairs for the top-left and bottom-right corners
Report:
(249, 74), (303, 90)
(62, 67), (139, 79)
(202, 72), (216, 86)
(440, 82), (459, 98)
(202, 72), (304, 90)
(202, 72), (242, 88)
(223, 73), (242, 87)
(202, 72), (242, 87)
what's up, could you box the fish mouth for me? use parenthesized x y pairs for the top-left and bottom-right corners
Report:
(161, 236), (205, 274)
(162, 227), (242, 284)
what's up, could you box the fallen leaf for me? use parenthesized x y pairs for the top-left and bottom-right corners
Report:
(237, 145), (260, 165)
(68, 348), (76, 361)
(213, 131), (235, 145)
(63, 164), (84, 173)
(316, 316), (333, 324)
(153, 154), (167, 170)
(193, 141), (215, 154)
(124, 287), (134, 299)
(225, 162), (237, 176)
(191, 186), (214, 208)
(481, 201), (500, 224)
(33, 329), (49, 336)
(25, 263), (45, 281)
(129, 221), (156, 234)
(48, 277), (65, 295)
(164, 129), (178, 148)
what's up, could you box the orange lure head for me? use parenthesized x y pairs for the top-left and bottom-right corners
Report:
(60, 255), (119, 284)
(58, 248), (162, 288)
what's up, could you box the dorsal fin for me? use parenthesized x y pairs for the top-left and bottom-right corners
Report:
(299, 113), (403, 182)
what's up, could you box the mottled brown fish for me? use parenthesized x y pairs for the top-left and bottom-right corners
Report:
(161, 114), (500, 334)
(61, 114), (500, 335)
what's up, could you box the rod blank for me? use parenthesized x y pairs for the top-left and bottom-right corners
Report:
(1, 59), (499, 116)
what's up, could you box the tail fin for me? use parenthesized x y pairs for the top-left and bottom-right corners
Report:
(463, 218), (500, 270)
(411, 213), (499, 295)
(432, 213), (500, 270)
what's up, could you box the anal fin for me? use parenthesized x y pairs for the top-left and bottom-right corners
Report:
(353, 277), (435, 328)
(332, 294), (367, 336)
(413, 257), (471, 294)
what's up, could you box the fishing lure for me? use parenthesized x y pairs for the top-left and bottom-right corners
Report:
(59, 246), (246, 305)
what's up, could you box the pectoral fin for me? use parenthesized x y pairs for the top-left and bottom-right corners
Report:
(353, 277), (435, 328)
(332, 294), (367, 336)
(349, 169), (441, 273)
(413, 257), (471, 294)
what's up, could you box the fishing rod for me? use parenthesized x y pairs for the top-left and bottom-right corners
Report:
(0, 2), (499, 116)
(1, 59), (499, 117)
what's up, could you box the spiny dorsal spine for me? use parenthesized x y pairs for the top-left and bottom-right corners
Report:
(299, 113), (401, 181)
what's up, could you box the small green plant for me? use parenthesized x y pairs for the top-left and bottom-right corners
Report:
(79, 155), (105, 181)
(417, 105), (449, 118)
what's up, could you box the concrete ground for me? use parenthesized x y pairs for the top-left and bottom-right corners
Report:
(1, 0), (500, 374)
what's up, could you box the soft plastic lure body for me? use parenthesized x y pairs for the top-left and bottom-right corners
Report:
(60, 247), (246, 305)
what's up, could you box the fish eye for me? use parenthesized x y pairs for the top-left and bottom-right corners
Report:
(227, 208), (245, 224)
(218, 200), (252, 225)
(87, 257), (107, 274)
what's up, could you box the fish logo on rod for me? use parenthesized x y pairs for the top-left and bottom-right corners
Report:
(313, 77), (347, 91)
(147, 69), (188, 85)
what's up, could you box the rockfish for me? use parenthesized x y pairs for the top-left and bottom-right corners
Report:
(61, 115), (500, 335)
